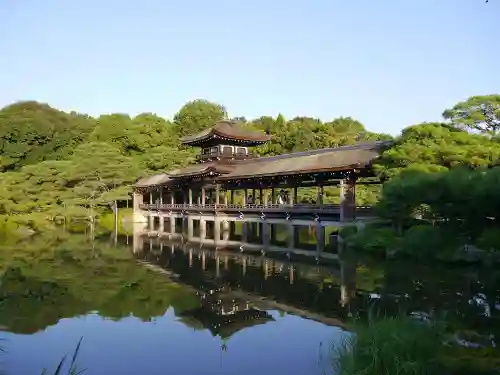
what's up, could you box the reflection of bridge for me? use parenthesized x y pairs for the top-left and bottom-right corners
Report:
(134, 236), (357, 330)
(132, 214), (353, 261)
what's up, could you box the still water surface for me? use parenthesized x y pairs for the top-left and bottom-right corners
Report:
(0, 231), (499, 374)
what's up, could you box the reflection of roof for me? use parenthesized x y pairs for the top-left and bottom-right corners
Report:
(180, 307), (274, 339)
(134, 173), (171, 187)
(182, 121), (271, 146)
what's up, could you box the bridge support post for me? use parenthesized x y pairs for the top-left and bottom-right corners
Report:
(222, 219), (230, 241)
(287, 224), (295, 249)
(316, 225), (325, 256)
(199, 218), (206, 239)
(340, 177), (356, 221)
(187, 217), (194, 239)
(170, 216), (175, 234)
(132, 191), (147, 223)
(241, 222), (248, 242)
(214, 218), (221, 241)
(262, 221), (270, 247)
(270, 224), (276, 244)
(159, 215), (164, 232)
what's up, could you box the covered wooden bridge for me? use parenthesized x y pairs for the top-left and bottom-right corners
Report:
(133, 120), (389, 223)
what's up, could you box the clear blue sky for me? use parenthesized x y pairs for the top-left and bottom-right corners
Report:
(0, 0), (498, 135)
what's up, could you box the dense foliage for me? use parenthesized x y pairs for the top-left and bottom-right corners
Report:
(0, 94), (499, 233)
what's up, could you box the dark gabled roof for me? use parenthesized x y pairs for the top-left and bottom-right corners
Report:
(217, 141), (390, 180)
(133, 141), (391, 186)
(181, 120), (271, 146)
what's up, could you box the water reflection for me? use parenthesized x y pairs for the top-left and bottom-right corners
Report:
(0, 230), (499, 374)
(0, 232), (340, 375)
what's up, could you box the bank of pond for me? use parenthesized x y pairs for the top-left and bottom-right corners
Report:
(0, 229), (498, 374)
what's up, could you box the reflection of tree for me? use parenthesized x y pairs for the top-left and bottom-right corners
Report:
(0, 232), (200, 334)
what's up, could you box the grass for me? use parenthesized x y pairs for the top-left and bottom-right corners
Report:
(41, 337), (85, 375)
(334, 314), (444, 375)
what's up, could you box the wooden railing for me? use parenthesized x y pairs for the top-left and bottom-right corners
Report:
(139, 203), (374, 215)
(196, 153), (258, 162)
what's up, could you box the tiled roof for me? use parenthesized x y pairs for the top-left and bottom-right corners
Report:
(134, 141), (391, 186)
(181, 121), (271, 145)
(168, 162), (233, 178)
(218, 141), (389, 179)
(134, 173), (171, 187)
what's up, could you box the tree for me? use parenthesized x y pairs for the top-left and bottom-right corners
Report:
(443, 95), (500, 136)
(0, 101), (95, 171)
(173, 99), (227, 137)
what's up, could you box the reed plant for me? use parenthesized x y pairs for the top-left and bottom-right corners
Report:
(333, 314), (444, 375)
(41, 337), (85, 375)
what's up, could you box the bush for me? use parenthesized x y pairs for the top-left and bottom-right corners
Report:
(336, 315), (444, 375)
(399, 225), (447, 258)
(345, 226), (401, 257)
(475, 228), (500, 253)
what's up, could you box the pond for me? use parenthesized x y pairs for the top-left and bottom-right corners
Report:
(0, 231), (499, 374)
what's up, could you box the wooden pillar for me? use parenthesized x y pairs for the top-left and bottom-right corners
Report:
(318, 184), (324, 205)
(340, 177), (356, 221)
(149, 191), (153, 204)
(222, 220), (230, 241)
(159, 215), (164, 232)
(224, 192), (228, 206)
(201, 187), (206, 206)
(170, 216), (175, 233)
(159, 187), (163, 205)
(262, 221), (270, 247)
(170, 192), (174, 205)
(241, 222), (248, 242)
(243, 189), (248, 206)
(339, 180), (345, 221)
(215, 185), (220, 205)
(214, 219), (221, 241)
(199, 218), (206, 239)
(271, 188), (275, 204)
(259, 188), (263, 205)
(263, 189), (268, 206)
(188, 189), (193, 205)
(316, 224), (325, 255)
(187, 217), (194, 238)
(133, 191), (143, 212)
(287, 224), (294, 249)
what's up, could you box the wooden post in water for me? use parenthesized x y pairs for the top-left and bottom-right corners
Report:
(114, 200), (118, 245)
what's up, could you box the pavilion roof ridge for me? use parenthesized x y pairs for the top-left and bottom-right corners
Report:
(181, 120), (271, 145)
(237, 140), (392, 164)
